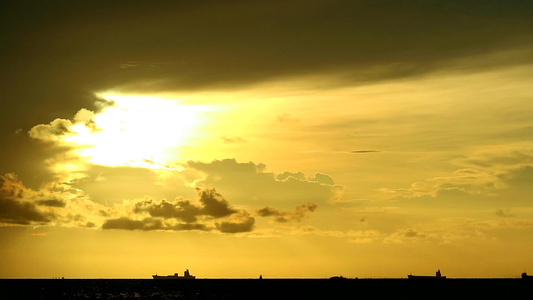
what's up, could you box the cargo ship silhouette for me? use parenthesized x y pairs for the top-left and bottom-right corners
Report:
(153, 269), (195, 279)
(408, 269), (446, 279)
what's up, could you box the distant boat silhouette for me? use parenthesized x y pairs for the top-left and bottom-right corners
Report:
(408, 269), (446, 279)
(329, 276), (347, 279)
(522, 272), (533, 280)
(153, 269), (195, 279)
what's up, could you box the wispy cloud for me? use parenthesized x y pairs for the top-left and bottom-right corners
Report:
(349, 150), (381, 154)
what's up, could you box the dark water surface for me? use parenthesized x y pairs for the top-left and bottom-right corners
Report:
(1, 278), (530, 299)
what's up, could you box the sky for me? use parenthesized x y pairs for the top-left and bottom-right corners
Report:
(1, 0), (533, 279)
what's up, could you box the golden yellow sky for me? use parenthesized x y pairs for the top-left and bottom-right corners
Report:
(1, 1), (533, 278)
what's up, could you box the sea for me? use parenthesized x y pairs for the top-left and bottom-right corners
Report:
(0, 278), (530, 299)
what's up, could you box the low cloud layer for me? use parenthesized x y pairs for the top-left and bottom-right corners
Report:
(185, 159), (343, 207)
(257, 203), (317, 223)
(382, 149), (533, 203)
(216, 211), (255, 233)
(100, 186), (319, 233)
(0, 156), (335, 235)
(102, 188), (256, 234)
(133, 189), (236, 223)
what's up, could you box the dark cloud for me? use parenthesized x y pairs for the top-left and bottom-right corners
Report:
(495, 208), (515, 218)
(0, 198), (52, 225)
(133, 188), (237, 223)
(101, 216), (227, 232)
(134, 198), (202, 223)
(349, 150), (381, 154)
(0, 174), (24, 199)
(2, 0), (533, 183)
(103, 188), (248, 233)
(2, 1), (532, 121)
(256, 207), (278, 217)
(101, 217), (163, 231)
(171, 223), (208, 231)
(36, 199), (66, 208)
(257, 203), (317, 223)
(216, 212), (255, 234)
(198, 189), (237, 218)
(0, 174), (55, 225)
(85, 222), (96, 228)
(402, 229), (426, 239)
(0, 135), (70, 190)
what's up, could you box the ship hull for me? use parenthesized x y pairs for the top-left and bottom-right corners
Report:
(407, 275), (446, 279)
(152, 275), (195, 280)
(153, 270), (195, 280)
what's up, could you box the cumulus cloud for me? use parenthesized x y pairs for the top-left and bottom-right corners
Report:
(0, 173), (57, 225)
(36, 199), (67, 208)
(0, 173), (114, 228)
(380, 147), (533, 206)
(0, 154), (337, 234)
(28, 118), (74, 141)
(198, 189), (238, 218)
(1, 157), (333, 234)
(257, 203), (317, 223)
(102, 217), (163, 231)
(0, 198), (53, 225)
(29, 108), (100, 143)
(216, 211), (255, 233)
(73, 108), (100, 133)
(132, 188), (237, 223)
(103, 188), (253, 233)
(99, 177), (326, 233)
(185, 159), (343, 207)
(133, 198), (202, 223)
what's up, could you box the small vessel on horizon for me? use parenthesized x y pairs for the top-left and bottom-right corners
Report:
(522, 272), (533, 280)
(153, 269), (195, 279)
(408, 269), (446, 279)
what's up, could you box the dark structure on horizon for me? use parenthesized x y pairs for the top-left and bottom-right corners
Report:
(153, 269), (195, 279)
(408, 269), (446, 279)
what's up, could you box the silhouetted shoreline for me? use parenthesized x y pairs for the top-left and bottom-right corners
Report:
(0, 277), (529, 280)
(1, 277), (531, 299)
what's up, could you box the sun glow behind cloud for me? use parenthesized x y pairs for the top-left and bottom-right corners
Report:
(65, 94), (214, 169)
